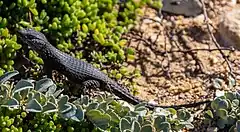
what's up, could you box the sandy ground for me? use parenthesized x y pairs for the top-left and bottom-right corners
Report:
(123, 0), (240, 131)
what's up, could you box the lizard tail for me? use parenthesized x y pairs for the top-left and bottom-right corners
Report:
(108, 83), (211, 110)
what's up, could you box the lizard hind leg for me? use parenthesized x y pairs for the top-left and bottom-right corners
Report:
(78, 80), (101, 96)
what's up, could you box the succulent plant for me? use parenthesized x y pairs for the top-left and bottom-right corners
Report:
(0, 70), (193, 131)
(0, 70), (84, 122)
(204, 75), (240, 131)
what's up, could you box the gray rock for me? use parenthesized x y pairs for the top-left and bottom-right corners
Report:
(161, 0), (203, 17)
(218, 7), (240, 50)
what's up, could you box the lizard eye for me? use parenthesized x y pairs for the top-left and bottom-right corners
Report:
(27, 35), (37, 40)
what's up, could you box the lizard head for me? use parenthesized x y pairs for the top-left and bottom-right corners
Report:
(17, 28), (49, 52)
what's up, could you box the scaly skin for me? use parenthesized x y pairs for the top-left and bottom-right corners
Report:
(17, 28), (210, 110)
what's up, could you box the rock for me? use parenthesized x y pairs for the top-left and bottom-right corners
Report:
(218, 7), (240, 50)
(160, 0), (203, 17)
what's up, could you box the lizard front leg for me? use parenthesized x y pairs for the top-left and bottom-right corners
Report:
(43, 63), (53, 79)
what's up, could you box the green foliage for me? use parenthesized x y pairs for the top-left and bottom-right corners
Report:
(0, 0), (161, 76)
(203, 75), (238, 131)
(0, 0), (162, 95)
(204, 90), (240, 131)
(0, 70), (192, 131)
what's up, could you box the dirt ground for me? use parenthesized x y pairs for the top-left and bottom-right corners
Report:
(123, 0), (240, 131)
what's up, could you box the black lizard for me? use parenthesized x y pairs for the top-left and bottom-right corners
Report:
(17, 28), (210, 110)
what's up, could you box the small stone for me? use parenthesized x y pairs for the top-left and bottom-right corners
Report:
(161, 0), (203, 16)
(218, 7), (240, 49)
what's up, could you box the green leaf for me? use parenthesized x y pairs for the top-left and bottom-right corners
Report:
(26, 99), (43, 112)
(177, 110), (192, 121)
(212, 78), (223, 89)
(61, 107), (76, 119)
(71, 105), (84, 122)
(35, 78), (55, 92)
(58, 95), (69, 105)
(98, 102), (108, 111)
(155, 122), (171, 131)
(42, 102), (58, 113)
(218, 100), (229, 110)
(81, 96), (89, 105)
(205, 110), (214, 119)
(217, 118), (228, 129)
(107, 110), (120, 124)
(232, 99), (240, 107)
(179, 122), (194, 129)
(53, 89), (64, 97)
(87, 109), (111, 130)
(236, 120), (240, 132)
(140, 124), (155, 132)
(216, 109), (228, 120)
(87, 102), (99, 111)
(0, 70), (19, 84)
(59, 103), (72, 113)
(49, 95), (57, 104)
(12, 79), (34, 95)
(225, 92), (236, 101)
(120, 118), (131, 131)
(46, 84), (57, 95)
(2, 98), (19, 108)
(131, 121), (141, 132)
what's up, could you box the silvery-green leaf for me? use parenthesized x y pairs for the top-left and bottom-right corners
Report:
(49, 95), (57, 104)
(26, 99), (43, 112)
(59, 103), (72, 113)
(131, 120), (141, 132)
(106, 109), (120, 123)
(96, 94), (104, 102)
(70, 105), (84, 122)
(135, 103), (146, 110)
(140, 124), (155, 132)
(142, 120), (152, 126)
(217, 118), (228, 129)
(86, 102), (99, 111)
(35, 78), (54, 92)
(87, 109), (111, 130)
(216, 109), (228, 120)
(27, 92), (34, 103)
(75, 95), (89, 105)
(155, 122), (171, 131)
(205, 110), (214, 119)
(19, 89), (30, 100)
(12, 79), (34, 95)
(13, 92), (21, 102)
(42, 102), (58, 113)
(98, 102), (108, 111)
(53, 89), (64, 97)
(1, 98), (19, 108)
(236, 120), (240, 132)
(137, 115), (143, 125)
(120, 118), (131, 131)
(166, 108), (177, 115)
(58, 95), (69, 106)
(46, 84), (57, 95)
(154, 115), (166, 126)
(61, 108), (76, 119)
(179, 122), (194, 129)
(212, 78), (223, 89)
(177, 110), (192, 121)
(33, 92), (41, 102)
(1, 84), (9, 97)
(0, 70), (19, 84)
